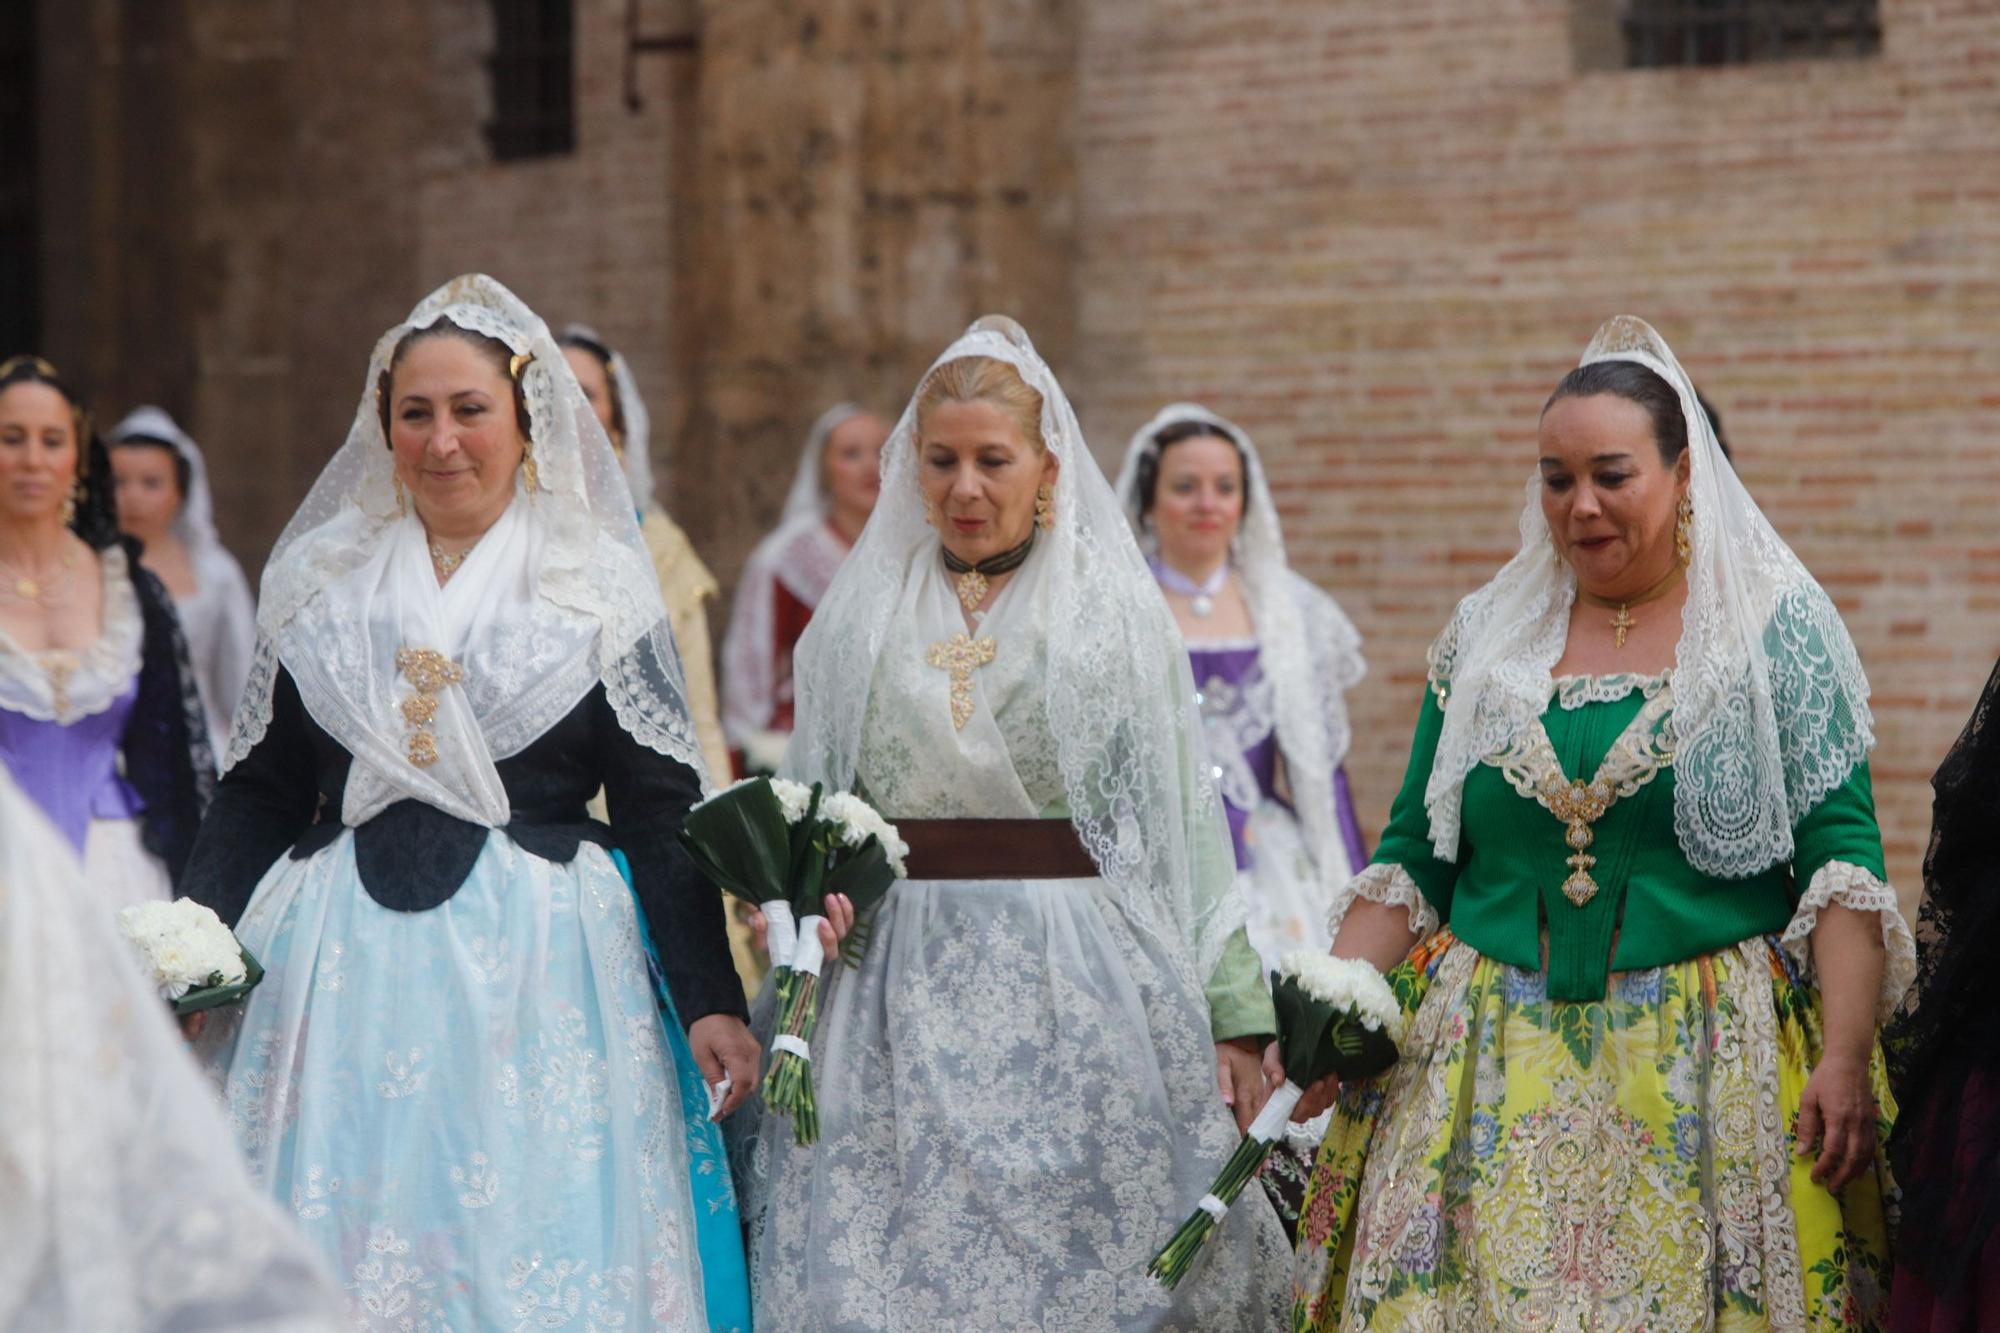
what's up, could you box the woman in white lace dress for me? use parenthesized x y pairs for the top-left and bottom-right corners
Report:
(735, 317), (1294, 1330)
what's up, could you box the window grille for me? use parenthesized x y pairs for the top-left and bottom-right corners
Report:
(487, 0), (576, 160)
(1623, 0), (1880, 68)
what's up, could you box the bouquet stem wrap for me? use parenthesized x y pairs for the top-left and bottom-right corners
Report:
(763, 913), (828, 1144)
(1149, 951), (1402, 1289)
(762, 899), (798, 969)
(1149, 1081), (1304, 1287)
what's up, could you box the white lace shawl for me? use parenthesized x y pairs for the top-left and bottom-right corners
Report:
(226, 275), (707, 819)
(1112, 402), (1366, 899)
(784, 321), (1244, 989)
(1425, 316), (1874, 879)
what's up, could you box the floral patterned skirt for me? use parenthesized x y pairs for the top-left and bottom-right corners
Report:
(1292, 931), (1896, 1332)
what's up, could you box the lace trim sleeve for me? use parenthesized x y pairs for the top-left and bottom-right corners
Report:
(602, 620), (711, 792)
(1327, 861), (1440, 945)
(1778, 859), (1917, 1023)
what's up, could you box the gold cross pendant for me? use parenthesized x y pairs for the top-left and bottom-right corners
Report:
(926, 631), (997, 730)
(1609, 604), (1635, 649)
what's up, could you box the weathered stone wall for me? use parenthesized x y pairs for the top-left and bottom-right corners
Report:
(674, 0), (1078, 581)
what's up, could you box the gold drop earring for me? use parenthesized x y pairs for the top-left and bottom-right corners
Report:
(1675, 493), (1693, 565)
(1035, 484), (1055, 532)
(393, 474), (410, 518)
(60, 479), (81, 527)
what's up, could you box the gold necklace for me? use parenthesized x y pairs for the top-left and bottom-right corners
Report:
(1576, 564), (1684, 650)
(0, 548), (77, 607)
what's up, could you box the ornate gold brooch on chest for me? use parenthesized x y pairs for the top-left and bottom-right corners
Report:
(395, 647), (465, 768)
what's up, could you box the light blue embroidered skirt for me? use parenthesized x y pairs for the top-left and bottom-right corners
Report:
(204, 831), (739, 1330)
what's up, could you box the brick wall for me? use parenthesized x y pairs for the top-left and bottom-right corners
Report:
(1070, 0), (2000, 900)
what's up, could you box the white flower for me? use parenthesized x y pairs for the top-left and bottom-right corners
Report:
(768, 778), (816, 826)
(119, 899), (246, 1001)
(818, 791), (909, 877)
(1277, 949), (1403, 1041)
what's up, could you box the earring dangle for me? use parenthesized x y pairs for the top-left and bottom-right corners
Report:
(60, 480), (81, 528)
(1035, 484), (1054, 533)
(923, 496), (939, 529)
(393, 474), (410, 518)
(1675, 494), (1693, 566)
(521, 442), (540, 501)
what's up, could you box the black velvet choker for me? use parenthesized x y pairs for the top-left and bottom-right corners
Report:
(940, 530), (1036, 611)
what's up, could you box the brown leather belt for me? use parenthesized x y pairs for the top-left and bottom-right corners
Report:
(895, 818), (1100, 881)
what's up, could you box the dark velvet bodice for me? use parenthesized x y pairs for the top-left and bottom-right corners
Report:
(180, 668), (746, 1026)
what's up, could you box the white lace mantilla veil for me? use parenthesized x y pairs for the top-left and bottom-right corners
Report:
(226, 274), (708, 826)
(0, 767), (343, 1330)
(1425, 315), (1874, 878)
(781, 402), (864, 524)
(561, 322), (658, 513)
(108, 406), (241, 577)
(1114, 403), (1366, 887)
(785, 320), (1245, 987)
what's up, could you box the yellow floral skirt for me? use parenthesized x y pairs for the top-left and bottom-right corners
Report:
(1291, 931), (1895, 1331)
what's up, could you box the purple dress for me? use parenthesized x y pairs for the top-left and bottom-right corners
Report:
(0, 680), (147, 856)
(1188, 636), (1366, 967)
(0, 547), (171, 905)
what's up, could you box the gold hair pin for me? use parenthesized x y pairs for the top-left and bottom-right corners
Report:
(508, 351), (534, 381)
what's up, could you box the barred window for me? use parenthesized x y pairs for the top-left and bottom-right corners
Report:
(1623, 1), (1880, 68)
(487, 0), (575, 160)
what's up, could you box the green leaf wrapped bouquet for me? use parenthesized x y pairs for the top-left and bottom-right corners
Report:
(1148, 949), (1403, 1289)
(678, 776), (907, 1144)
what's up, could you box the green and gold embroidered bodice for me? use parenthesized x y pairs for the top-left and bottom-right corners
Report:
(1373, 672), (1887, 1001)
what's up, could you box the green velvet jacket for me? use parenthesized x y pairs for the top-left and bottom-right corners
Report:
(1372, 671), (1886, 1001)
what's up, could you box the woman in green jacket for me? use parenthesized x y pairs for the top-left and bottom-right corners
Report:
(1286, 317), (1913, 1331)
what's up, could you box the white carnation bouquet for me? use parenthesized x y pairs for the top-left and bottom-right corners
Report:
(1149, 950), (1403, 1288)
(679, 776), (907, 1143)
(118, 899), (264, 1015)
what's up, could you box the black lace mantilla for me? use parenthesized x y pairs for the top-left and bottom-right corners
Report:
(73, 433), (215, 883)
(1887, 653), (2000, 1295)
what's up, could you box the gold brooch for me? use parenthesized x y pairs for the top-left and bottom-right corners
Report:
(395, 647), (465, 767)
(926, 632), (996, 730)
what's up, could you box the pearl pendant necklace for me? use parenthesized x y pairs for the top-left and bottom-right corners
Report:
(1152, 558), (1230, 618)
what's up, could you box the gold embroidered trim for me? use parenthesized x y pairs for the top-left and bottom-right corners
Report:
(1484, 685), (1675, 907)
(925, 632), (996, 730)
(395, 647), (465, 768)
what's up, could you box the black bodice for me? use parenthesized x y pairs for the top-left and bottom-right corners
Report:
(179, 667), (746, 1026)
